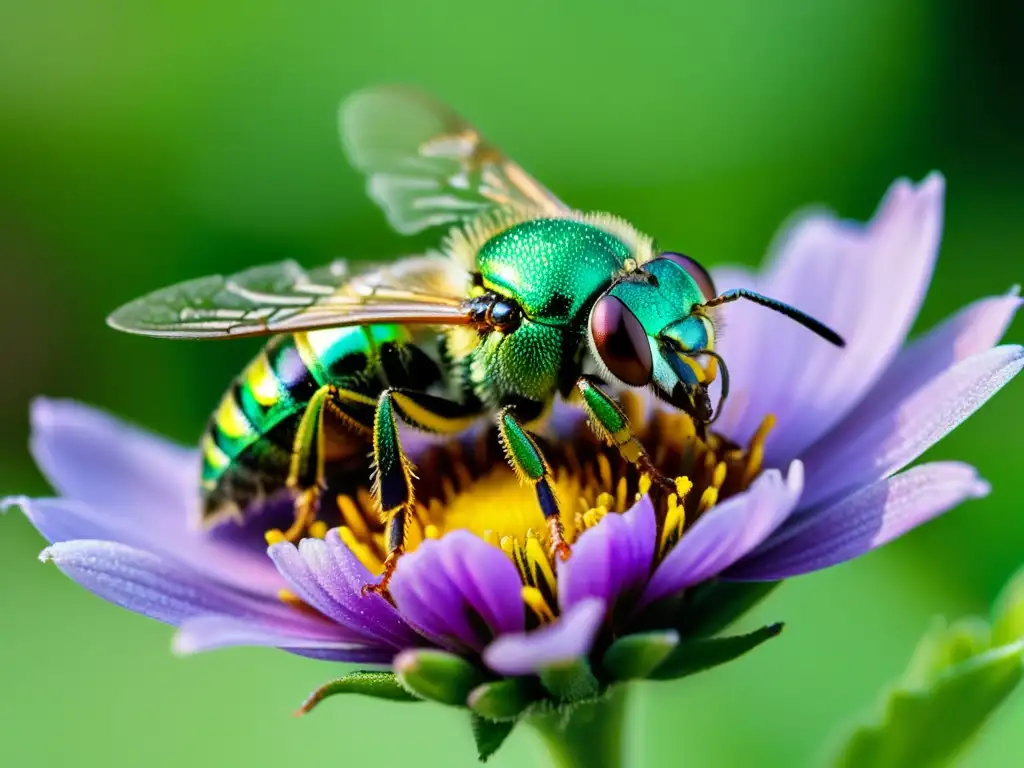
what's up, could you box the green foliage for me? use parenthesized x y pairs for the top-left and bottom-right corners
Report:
(294, 670), (422, 714)
(830, 567), (1024, 768)
(468, 678), (542, 721)
(538, 658), (601, 703)
(469, 714), (516, 763)
(650, 623), (784, 681)
(394, 649), (486, 707)
(602, 630), (680, 681)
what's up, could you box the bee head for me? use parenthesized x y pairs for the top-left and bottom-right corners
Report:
(588, 252), (725, 424)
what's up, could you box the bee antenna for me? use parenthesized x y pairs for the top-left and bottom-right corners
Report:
(703, 289), (846, 348)
(687, 349), (730, 424)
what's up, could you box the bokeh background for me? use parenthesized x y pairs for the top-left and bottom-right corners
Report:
(1, 1), (1021, 765)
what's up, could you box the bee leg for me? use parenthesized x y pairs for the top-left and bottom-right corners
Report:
(497, 407), (571, 562)
(574, 377), (675, 491)
(363, 388), (485, 597)
(267, 384), (376, 545)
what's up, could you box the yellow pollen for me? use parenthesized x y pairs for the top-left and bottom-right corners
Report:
(308, 520), (328, 539)
(265, 529), (286, 546)
(424, 524), (440, 540)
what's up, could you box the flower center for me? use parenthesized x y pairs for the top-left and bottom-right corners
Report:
(282, 394), (774, 623)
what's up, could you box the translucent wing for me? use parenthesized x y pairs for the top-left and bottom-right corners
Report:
(107, 256), (474, 339)
(341, 85), (568, 235)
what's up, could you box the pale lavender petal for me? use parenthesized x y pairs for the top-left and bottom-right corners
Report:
(863, 289), (1022, 408)
(640, 462), (804, 608)
(20, 399), (283, 597)
(173, 614), (393, 663)
(388, 531), (524, 654)
(713, 175), (944, 461)
(728, 462), (990, 580)
(267, 536), (418, 649)
(801, 345), (1024, 507)
(30, 398), (196, 519)
(558, 497), (655, 614)
(40, 540), (320, 630)
(483, 598), (606, 676)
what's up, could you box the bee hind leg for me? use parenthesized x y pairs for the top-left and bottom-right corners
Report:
(266, 384), (376, 545)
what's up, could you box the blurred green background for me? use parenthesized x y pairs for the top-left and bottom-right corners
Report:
(1, 1), (1021, 765)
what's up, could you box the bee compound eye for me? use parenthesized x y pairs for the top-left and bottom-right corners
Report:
(657, 252), (717, 300)
(590, 294), (653, 386)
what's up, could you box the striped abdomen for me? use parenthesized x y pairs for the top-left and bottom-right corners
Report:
(200, 323), (428, 525)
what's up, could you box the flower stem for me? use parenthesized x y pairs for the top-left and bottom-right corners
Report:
(528, 686), (630, 768)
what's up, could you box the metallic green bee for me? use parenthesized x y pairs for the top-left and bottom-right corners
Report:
(108, 86), (844, 593)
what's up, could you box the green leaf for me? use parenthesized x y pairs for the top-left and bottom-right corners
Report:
(468, 677), (542, 721)
(675, 579), (781, 637)
(394, 649), (486, 707)
(539, 658), (601, 702)
(650, 623), (783, 681)
(832, 641), (1024, 768)
(992, 567), (1024, 646)
(470, 714), (516, 763)
(294, 671), (421, 715)
(831, 566), (1024, 768)
(602, 629), (680, 681)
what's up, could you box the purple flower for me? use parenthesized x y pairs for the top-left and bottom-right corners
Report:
(6, 173), (1021, 717)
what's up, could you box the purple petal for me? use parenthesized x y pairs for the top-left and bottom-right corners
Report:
(20, 399), (283, 597)
(483, 598), (606, 676)
(728, 462), (989, 580)
(5, 496), (283, 598)
(640, 462), (804, 608)
(558, 497), (655, 614)
(172, 614), (394, 663)
(267, 533), (419, 649)
(388, 531), (525, 654)
(40, 540), (327, 633)
(712, 175), (944, 462)
(801, 345), (1024, 508)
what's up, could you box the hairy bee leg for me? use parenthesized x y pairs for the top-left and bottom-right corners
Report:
(575, 377), (674, 491)
(267, 384), (376, 544)
(497, 407), (571, 562)
(363, 388), (485, 597)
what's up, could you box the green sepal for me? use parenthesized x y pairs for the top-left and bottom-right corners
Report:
(650, 622), (783, 681)
(294, 671), (421, 715)
(675, 579), (781, 637)
(470, 713), (517, 763)
(831, 641), (1024, 768)
(602, 629), (680, 681)
(468, 677), (542, 721)
(394, 649), (486, 707)
(539, 658), (601, 702)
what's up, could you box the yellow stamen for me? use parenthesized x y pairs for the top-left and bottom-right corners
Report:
(522, 586), (556, 623)
(264, 391), (774, 627)
(525, 534), (557, 596)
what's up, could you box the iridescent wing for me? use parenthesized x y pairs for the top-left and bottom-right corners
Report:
(341, 85), (568, 235)
(107, 256), (474, 339)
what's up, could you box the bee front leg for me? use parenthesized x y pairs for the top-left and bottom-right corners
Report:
(575, 377), (674, 491)
(363, 388), (485, 597)
(497, 407), (571, 562)
(266, 384), (376, 545)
